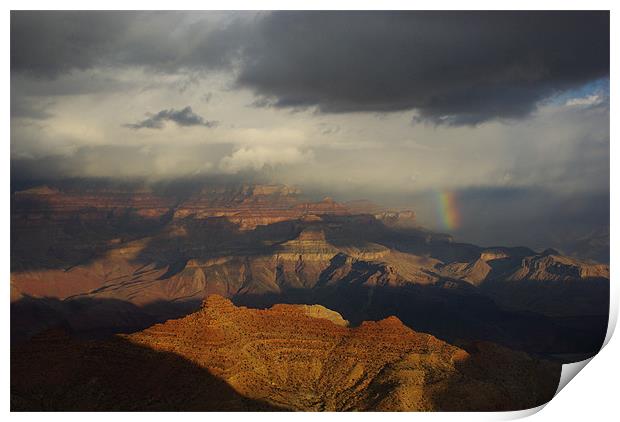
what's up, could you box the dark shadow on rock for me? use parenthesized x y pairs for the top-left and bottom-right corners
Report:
(11, 295), (202, 343)
(479, 278), (609, 319)
(11, 201), (489, 274)
(12, 277), (608, 364)
(425, 341), (562, 411)
(232, 282), (608, 363)
(11, 191), (175, 272)
(11, 330), (284, 411)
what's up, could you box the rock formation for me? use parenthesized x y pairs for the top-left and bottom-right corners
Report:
(10, 183), (609, 360)
(11, 295), (560, 411)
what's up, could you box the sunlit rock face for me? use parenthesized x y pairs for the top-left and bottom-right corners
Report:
(11, 295), (561, 411)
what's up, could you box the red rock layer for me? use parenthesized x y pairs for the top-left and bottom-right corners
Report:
(124, 295), (560, 411)
(11, 295), (560, 411)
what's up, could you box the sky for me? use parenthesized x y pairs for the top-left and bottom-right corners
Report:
(10, 11), (610, 259)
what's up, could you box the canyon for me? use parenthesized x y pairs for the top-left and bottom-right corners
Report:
(10, 182), (609, 411)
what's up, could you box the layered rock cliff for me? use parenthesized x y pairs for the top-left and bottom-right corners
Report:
(11, 295), (560, 411)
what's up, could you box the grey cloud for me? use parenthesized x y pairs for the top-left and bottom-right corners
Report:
(11, 96), (54, 120)
(11, 11), (609, 125)
(11, 142), (235, 181)
(124, 106), (218, 129)
(11, 11), (135, 77)
(11, 71), (135, 100)
(234, 11), (609, 125)
(201, 92), (213, 103)
(10, 11), (248, 77)
(318, 123), (340, 135)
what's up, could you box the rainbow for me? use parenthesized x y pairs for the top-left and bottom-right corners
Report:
(437, 191), (460, 231)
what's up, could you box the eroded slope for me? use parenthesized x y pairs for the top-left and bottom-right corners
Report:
(11, 295), (560, 411)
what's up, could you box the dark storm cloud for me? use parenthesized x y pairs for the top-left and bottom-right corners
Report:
(11, 11), (610, 124)
(11, 11), (135, 77)
(10, 10), (243, 77)
(235, 11), (609, 124)
(124, 106), (218, 130)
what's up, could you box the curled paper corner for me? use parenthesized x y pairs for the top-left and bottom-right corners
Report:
(492, 402), (548, 420)
(552, 309), (614, 399)
(499, 313), (616, 420)
(602, 302), (618, 349)
(555, 357), (594, 396)
(496, 357), (597, 420)
(546, 280), (619, 404)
